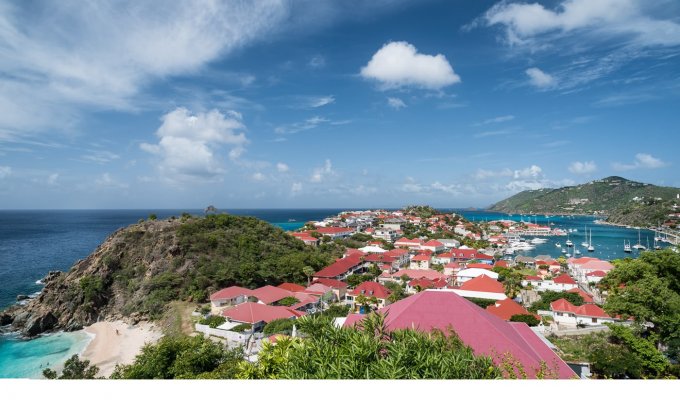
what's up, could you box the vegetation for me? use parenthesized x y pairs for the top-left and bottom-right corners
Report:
(230, 323), (252, 333)
(509, 314), (540, 327)
(263, 318), (295, 336)
(493, 267), (524, 298)
(277, 296), (299, 307)
(383, 281), (408, 303)
(316, 304), (350, 318)
(110, 335), (244, 379)
(466, 297), (497, 308)
(346, 273), (375, 288)
(43, 355), (99, 379)
(238, 313), (501, 379)
(403, 205), (441, 219)
(199, 315), (226, 329)
(599, 249), (680, 361)
(528, 291), (583, 313)
(489, 176), (679, 227)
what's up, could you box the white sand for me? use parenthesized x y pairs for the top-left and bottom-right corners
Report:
(82, 320), (162, 377)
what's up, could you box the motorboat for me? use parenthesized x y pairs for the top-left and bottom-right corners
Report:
(575, 249), (581, 255)
(624, 240), (632, 253)
(555, 243), (561, 248)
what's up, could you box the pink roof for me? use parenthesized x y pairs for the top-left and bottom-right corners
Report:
(486, 298), (534, 321)
(552, 274), (577, 285)
(384, 249), (408, 257)
(350, 281), (391, 299)
(412, 254), (430, 262)
(304, 283), (333, 295)
(250, 285), (293, 305)
(222, 302), (302, 324)
(578, 260), (615, 272)
(314, 254), (364, 279)
(391, 269), (446, 280)
(210, 286), (253, 301)
(344, 291), (575, 379)
(311, 278), (348, 289)
(423, 240), (444, 247)
(459, 275), (505, 294)
(277, 282), (307, 292)
(550, 299), (610, 318)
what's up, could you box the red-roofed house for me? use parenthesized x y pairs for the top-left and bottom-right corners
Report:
(346, 281), (392, 310)
(314, 254), (367, 281)
(379, 269), (447, 284)
(406, 277), (447, 293)
(467, 262), (493, 271)
(521, 275), (542, 287)
(451, 275), (507, 301)
(494, 260), (510, 268)
(343, 291), (575, 379)
(222, 302), (303, 330)
(420, 240), (445, 253)
(250, 285), (294, 305)
(443, 262), (463, 276)
(486, 298), (537, 322)
(210, 286), (253, 308)
(586, 270), (607, 284)
(456, 268), (499, 284)
(410, 253), (431, 269)
(394, 237), (423, 250)
(550, 299), (618, 327)
(568, 258), (614, 283)
(290, 232), (319, 246)
(311, 278), (348, 300)
(432, 251), (454, 265)
(277, 283), (306, 292)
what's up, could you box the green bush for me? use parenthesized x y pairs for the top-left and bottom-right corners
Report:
(200, 315), (226, 328)
(509, 314), (540, 326)
(263, 318), (295, 336)
(231, 323), (252, 332)
(277, 296), (299, 307)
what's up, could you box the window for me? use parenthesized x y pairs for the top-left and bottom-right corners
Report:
(592, 318), (597, 323)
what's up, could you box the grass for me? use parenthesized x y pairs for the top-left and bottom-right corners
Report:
(160, 301), (197, 336)
(548, 332), (608, 363)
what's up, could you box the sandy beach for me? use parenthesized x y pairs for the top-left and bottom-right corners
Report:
(82, 320), (162, 377)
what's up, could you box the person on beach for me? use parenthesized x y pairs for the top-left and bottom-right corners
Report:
(115, 329), (119, 335)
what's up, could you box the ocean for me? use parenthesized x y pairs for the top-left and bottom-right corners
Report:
(0, 208), (667, 378)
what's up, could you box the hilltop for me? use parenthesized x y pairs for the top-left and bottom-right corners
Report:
(1, 214), (342, 337)
(489, 176), (680, 227)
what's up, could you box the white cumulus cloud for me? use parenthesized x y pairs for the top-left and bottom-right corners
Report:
(387, 97), (407, 109)
(360, 41), (460, 90)
(0, 166), (11, 179)
(311, 159), (334, 183)
(568, 161), (597, 174)
(526, 67), (556, 88)
(140, 107), (247, 182)
(276, 163), (289, 173)
(613, 153), (668, 171)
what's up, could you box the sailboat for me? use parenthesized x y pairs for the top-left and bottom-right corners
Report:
(565, 233), (573, 247)
(575, 249), (582, 255)
(587, 229), (595, 252)
(633, 229), (646, 250)
(581, 225), (589, 247)
(624, 240), (632, 253)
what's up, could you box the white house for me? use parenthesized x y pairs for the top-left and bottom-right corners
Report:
(447, 275), (507, 301)
(530, 274), (579, 292)
(456, 268), (499, 284)
(210, 286), (253, 308)
(550, 299), (618, 327)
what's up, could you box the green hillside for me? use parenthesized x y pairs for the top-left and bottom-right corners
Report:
(489, 176), (679, 227)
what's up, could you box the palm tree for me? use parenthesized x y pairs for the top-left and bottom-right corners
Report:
(302, 266), (315, 286)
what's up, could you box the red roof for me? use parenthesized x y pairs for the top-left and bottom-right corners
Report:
(494, 260), (509, 268)
(459, 275), (505, 294)
(311, 278), (348, 289)
(550, 299), (610, 318)
(523, 275), (541, 281)
(586, 270), (607, 277)
(567, 288), (594, 303)
(304, 283), (333, 296)
(314, 254), (364, 279)
(486, 298), (535, 321)
(210, 286), (253, 301)
(384, 249), (408, 257)
(553, 274), (577, 285)
(409, 277), (447, 290)
(349, 281), (391, 299)
(250, 285), (293, 305)
(412, 254), (430, 262)
(316, 227), (354, 235)
(344, 291), (575, 379)
(422, 240), (444, 247)
(277, 282), (306, 292)
(222, 302), (302, 324)
(467, 263), (493, 270)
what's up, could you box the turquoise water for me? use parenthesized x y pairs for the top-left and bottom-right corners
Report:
(0, 331), (91, 379)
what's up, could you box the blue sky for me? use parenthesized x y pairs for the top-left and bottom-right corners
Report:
(0, 0), (679, 209)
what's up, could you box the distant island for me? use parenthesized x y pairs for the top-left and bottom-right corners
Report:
(489, 176), (680, 228)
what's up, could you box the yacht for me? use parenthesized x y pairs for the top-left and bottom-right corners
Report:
(587, 229), (595, 252)
(565, 252), (572, 257)
(565, 236), (573, 247)
(561, 248), (567, 254)
(530, 238), (548, 245)
(575, 249), (582, 255)
(555, 243), (562, 248)
(624, 240), (632, 253)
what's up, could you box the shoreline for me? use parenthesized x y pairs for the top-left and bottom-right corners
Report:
(81, 320), (162, 378)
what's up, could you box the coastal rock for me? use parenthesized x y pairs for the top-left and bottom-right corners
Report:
(16, 294), (29, 301)
(0, 313), (13, 326)
(23, 312), (58, 336)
